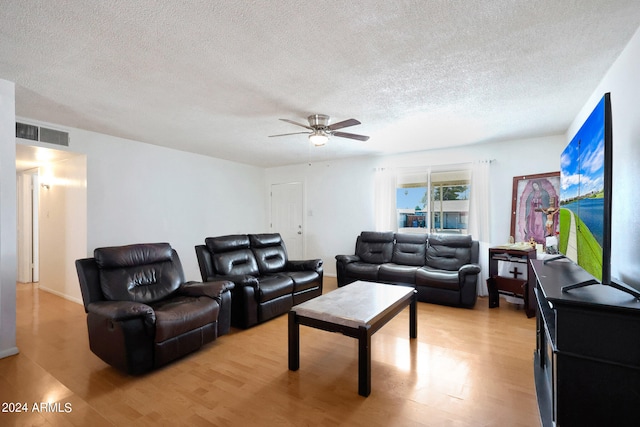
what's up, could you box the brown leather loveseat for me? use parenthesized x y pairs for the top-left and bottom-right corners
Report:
(195, 233), (323, 329)
(336, 231), (481, 308)
(75, 242), (234, 374)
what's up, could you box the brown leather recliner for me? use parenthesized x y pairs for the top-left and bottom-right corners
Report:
(75, 242), (234, 374)
(195, 233), (323, 329)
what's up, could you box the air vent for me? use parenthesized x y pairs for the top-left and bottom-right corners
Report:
(16, 122), (38, 141)
(39, 127), (69, 146)
(15, 122), (69, 146)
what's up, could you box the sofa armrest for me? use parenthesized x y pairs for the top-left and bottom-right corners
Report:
(335, 254), (361, 264)
(209, 274), (259, 289)
(178, 280), (235, 301)
(179, 281), (235, 336)
(287, 259), (323, 272)
(459, 263), (481, 275)
(86, 300), (156, 374)
(87, 300), (156, 327)
(459, 263), (481, 280)
(335, 254), (361, 287)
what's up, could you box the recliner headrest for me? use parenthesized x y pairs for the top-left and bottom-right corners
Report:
(249, 233), (283, 248)
(360, 231), (395, 243)
(206, 235), (250, 253)
(95, 243), (173, 268)
(356, 231), (394, 264)
(93, 242), (184, 303)
(428, 234), (472, 248)
(395, 233), (427, 244)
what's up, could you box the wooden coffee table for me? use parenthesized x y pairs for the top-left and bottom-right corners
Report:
(288, 280), (417, 397)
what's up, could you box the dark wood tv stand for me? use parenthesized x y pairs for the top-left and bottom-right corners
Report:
(531, 259), (640, 426)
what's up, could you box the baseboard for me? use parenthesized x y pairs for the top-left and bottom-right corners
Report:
(38, 286), (83, 306)
(0, 346), (19, 359)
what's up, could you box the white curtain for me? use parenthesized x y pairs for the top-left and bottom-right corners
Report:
(468, 160), (492, 296)
(374, 168), (397, 232)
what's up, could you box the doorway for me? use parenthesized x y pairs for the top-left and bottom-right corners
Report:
(15, 143), (87, 302)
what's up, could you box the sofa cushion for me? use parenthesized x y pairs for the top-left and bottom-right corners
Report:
(345, 262), (382, 281)
(152, 295), (219, 342)
(392, 233), (427, 266)
(212, 249), (259, 276)
(379, 263), (419, 284)
(95, 243), (183, 303)
(287, 270), (321, 293)
(250, 234), (288, 274)
(356, 231), (394, 264)
(253, 246), (287, 273)
(426, 234), (472, 271)
(257, 275), (294, 302)
(416, 267), (459, 291)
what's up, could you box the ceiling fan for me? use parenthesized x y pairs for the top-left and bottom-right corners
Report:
(269, 114), (369, 146)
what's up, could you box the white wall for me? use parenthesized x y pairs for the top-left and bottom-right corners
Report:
(568, 26), (640, 287)
(266, 134), (566, 276)
(38, 155), (87, 303)
(20, 122), (269, 283)
(0, 79), (18, 358)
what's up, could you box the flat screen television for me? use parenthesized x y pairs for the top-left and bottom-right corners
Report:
(551, 92), (639, 298)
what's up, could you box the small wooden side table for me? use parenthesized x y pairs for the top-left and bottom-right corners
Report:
(488, 246), (537, 317)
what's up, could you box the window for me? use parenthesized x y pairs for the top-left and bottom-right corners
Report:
(396, 169), (470, 234)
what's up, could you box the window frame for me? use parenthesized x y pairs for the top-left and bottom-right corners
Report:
(396, 167), (471, 234)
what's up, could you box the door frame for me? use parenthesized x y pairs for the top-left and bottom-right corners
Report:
(16, 169), (40, 283)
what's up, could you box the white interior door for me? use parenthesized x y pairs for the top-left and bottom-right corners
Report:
(271, 182), (303, 259)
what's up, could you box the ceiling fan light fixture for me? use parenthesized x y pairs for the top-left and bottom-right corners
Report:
(270, 114), (368, 144)
(309, 133), (328, 146)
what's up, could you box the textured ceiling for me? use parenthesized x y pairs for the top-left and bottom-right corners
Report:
(3, 1), (640, 167)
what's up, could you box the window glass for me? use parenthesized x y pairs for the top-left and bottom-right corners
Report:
(397, 169), (470, 234)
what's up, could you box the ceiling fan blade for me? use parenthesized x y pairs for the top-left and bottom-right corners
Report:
(280, 118), (313, 130)
(268, 131), (310, 138)
(327, 118), (361, 131)
(333, 131), (369, 141)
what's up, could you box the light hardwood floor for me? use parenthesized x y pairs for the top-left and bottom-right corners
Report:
(0, 278), (540, 426)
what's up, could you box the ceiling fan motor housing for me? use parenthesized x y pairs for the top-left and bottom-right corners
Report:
(308, 114), (330, 128)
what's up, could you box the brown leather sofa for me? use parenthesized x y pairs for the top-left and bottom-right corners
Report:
(75, 242), (234, 374)
(195, 233), (323, 329)
(336, 231), (481, 307)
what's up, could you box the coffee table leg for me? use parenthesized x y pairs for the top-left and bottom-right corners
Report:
(288, 311), (299, 371)
(410, 292), (417, 339)
(358, 325), (371, 397)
